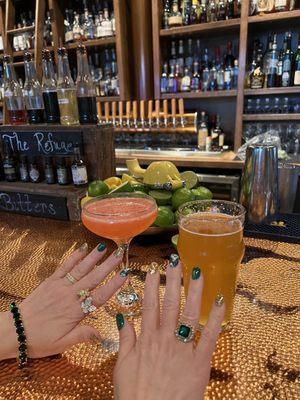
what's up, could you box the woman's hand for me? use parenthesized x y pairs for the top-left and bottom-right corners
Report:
(0, 242), (126, 361)
(113, 256), (225, 400)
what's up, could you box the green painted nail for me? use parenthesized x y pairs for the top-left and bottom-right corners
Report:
(192, 267), (201, 280)
(116, 313), (124, 331)
(97, 243), (106, 252)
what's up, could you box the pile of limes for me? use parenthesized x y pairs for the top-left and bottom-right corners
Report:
(81, 170), (213, 229)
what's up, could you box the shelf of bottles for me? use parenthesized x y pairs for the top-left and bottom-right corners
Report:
(159, 2), (241, 99)
(248, 0), (300, 22)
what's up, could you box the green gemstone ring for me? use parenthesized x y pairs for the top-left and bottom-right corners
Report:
(174, 322), (195, 343)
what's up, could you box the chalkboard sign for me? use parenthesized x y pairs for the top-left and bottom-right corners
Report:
(0, 191), (69, 220)
(0, 130), (83, 156)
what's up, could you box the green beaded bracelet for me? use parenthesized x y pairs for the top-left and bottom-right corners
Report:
(9, 302), (28, 369)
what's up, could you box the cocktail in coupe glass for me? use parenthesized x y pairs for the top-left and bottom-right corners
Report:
(82, 192), (158, 316)
(177, 200), (245, 330)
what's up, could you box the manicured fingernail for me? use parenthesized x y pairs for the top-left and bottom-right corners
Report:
(79, 242), (88, 252)
(120, 269), (129, 277)
(148, 262), (159, 275)
(215, 294), (224, 307)
(114, 247), (124, 258)
(97, 243), (106, 252)
(116, 313), (124, 330)
(169, 253), (179, 268)
(192, 267), (201, 280)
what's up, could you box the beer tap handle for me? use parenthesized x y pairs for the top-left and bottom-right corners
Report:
(104, 102), (110, 124)
(171, 98), (176, 128)
(132, 100), (138, 128)
(126, 101), (131, 127)
(155, 99), (160, 128)
(112, 101), (117, 127)
(118, 101), (123, 127)
(163, 99), (168, 127)
(148, 100), (153, 128)
(178, 98), (185, 127)
(140, 100), (145, 128)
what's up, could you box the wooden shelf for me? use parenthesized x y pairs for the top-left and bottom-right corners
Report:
(7, 25), (35, 35)
(12, 46), (54, 58)
(161, 90), (237, 99)
(97, 96), (120, 102)
(160, 18), (241, 37)
(66, 37), (116, 50)
(243, 113), (300, 121)
(244, 87), (300, 96)
(0, 101), (3, 107)
(248, 9), (300, 24)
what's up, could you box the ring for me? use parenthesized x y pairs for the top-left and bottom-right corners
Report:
(66, 272), (78, 284)
(174, 321), (195, 343)
(78, 289), (96, 314)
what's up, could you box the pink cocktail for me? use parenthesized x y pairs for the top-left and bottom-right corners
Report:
(82, 193), (158, 316)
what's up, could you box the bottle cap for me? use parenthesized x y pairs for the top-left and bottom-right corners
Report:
(24, 51), (33, 62)
(57, 47), (68, 57)
(42, 49), (52, 61)
(3, 54), (11, 63)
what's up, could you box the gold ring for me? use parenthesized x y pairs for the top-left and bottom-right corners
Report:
(66, 272), (78, 284)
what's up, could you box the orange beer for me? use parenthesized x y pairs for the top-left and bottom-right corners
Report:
(178, 201), (245, 328)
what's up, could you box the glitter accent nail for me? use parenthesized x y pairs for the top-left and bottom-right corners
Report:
(215, 294), (224, 307)
(148, 262), (159, 275)
(169, 253), (179, 268)
(79, 243), (88, 252)
(114, 247), (124, 258)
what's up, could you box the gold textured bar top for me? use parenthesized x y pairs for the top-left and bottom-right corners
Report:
(0, 213), (299, 399)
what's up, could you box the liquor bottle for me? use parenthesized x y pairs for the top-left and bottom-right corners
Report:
(235, 0), (242, 17)
(257, 0), (275, 12)
(276, 48), (284, 87)
(3, 141), (18, 182)
(44, 11), (53, 47)
(215, 46), (222, 71)
(211, 114), (222, 149)
(250, 0), (258, 15)
(71, 143), (88, 186)
(73, 12), (82, 41)
(177, 40), (184, 69)
(190, 0), (200, 24)
(209, 62), (217, 91)
(185, 38), (194, 70)
(200, 0), (207, 23)
(3, 54), (27, 125)
(181, 67), (191, 92)
(267, 34), (279, 88)
(42, 49), (60, 124)
(111, 10), (116, 34)
(64, 10), (74, 43)
(174, 64), (182, 92)
(202, 47), (209, 70)
(110, 57), (120, 96)
(168, 64), (177, 93)
(56, 157), (69, 185)
(249, 56), (265, 89)
(170, 40), (177, 66)
(224, 64), (232, 89)
(282, 31), (293, 87)
(191, 61), (200, 92)
(45, 157), (56, 184)
(275, 0), (289, 11)
(76, 44), (98, 124)
(202, 62), (210, 91)
(217, 0), (226, 20)
(294, 35), (300, 86)
(182, 0), (191, 25)
(198, 111), (208, 151)
(86, 13), (95, 40)
(263, 34), (273, 76)
(208, 1), (217, 22)
(224, 41), (235, 67)
(23, 51), (45, 124)
(162, 0), (171, 28)
(101, 5), (113, 37)
(57, 47), (80, 125)
(19, 155), (29, 182)
(194, 39), (201, 63)
(217, 65), (225, 90)
(168, 0), (183, 27)
(225, 0), (235, 19)
(28, 157), (40, 183)
(231, 59), (239, 89)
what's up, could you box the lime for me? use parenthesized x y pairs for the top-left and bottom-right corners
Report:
(171, 234), (178, 249)
(180, 171), (198, 190)
(149, 190), (172, 206)
(172, 188), (195, 210)
(88, 180), (110, 197)
(175, 207), (193, 224)
(191, 186), (213, 200)
(110, 181), (134, 193)
(104, 176), (122, 189)
(154, 206), (175, 228)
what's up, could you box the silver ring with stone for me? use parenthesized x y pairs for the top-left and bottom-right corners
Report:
(174, 321), (195, 343)
(81, 296), (97, 315)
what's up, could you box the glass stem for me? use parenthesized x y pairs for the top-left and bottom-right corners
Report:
(120, 241), (132, 285)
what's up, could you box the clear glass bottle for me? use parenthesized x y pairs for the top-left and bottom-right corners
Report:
(45, 157), (56, 184)
(3, 141), (18, 182)
(209, 62), (217, 91)
(57, 47), (80, 125)
(71, 143), (88, 186)
(168, 64), (177, 93)
(44, 11), (53, 47)
(231, 59), (239, 89)
(64, 9), (74, 43)
(217, 65), (225, 90)
(73, 12), (82, 41)
(281, 31), (293, 87)
(110, 59), (120, 96)
(56, 157), (69, 185)
(275, 0), (289, 11)
(3, 54), (27, 125)
(208, 0), (217, 22)
(42, 49), (60, 124)
(23, 51), (45, 124)
(294, 35), (300, 86)
(181, 67), (191, 92)
(224, 64), (232, 90)
(160, 63), (169, 93)
(267, 34), (279, 88)
(217, 0), (226, 20)
(19, 155), (29, 182)
(163, 0), (171, 28)
(185, 38), (194, 70)
(191, 61), (200, 92)
(76, 44), (98, 124)
(177, 40), (184, 69)
(101, 6), (113, 37)
(202, 63), (210, 91)
(29, 156), (40, 183)
(168, 0), (183, 27)
(174, 63), (182, 92)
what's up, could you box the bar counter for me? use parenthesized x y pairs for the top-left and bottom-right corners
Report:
(0, 213), (299, 399)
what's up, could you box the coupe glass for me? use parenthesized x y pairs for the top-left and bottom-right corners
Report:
(82, 192), (158, 316)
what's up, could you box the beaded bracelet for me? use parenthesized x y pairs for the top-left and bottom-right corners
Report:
(9, 302), (28, 369)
